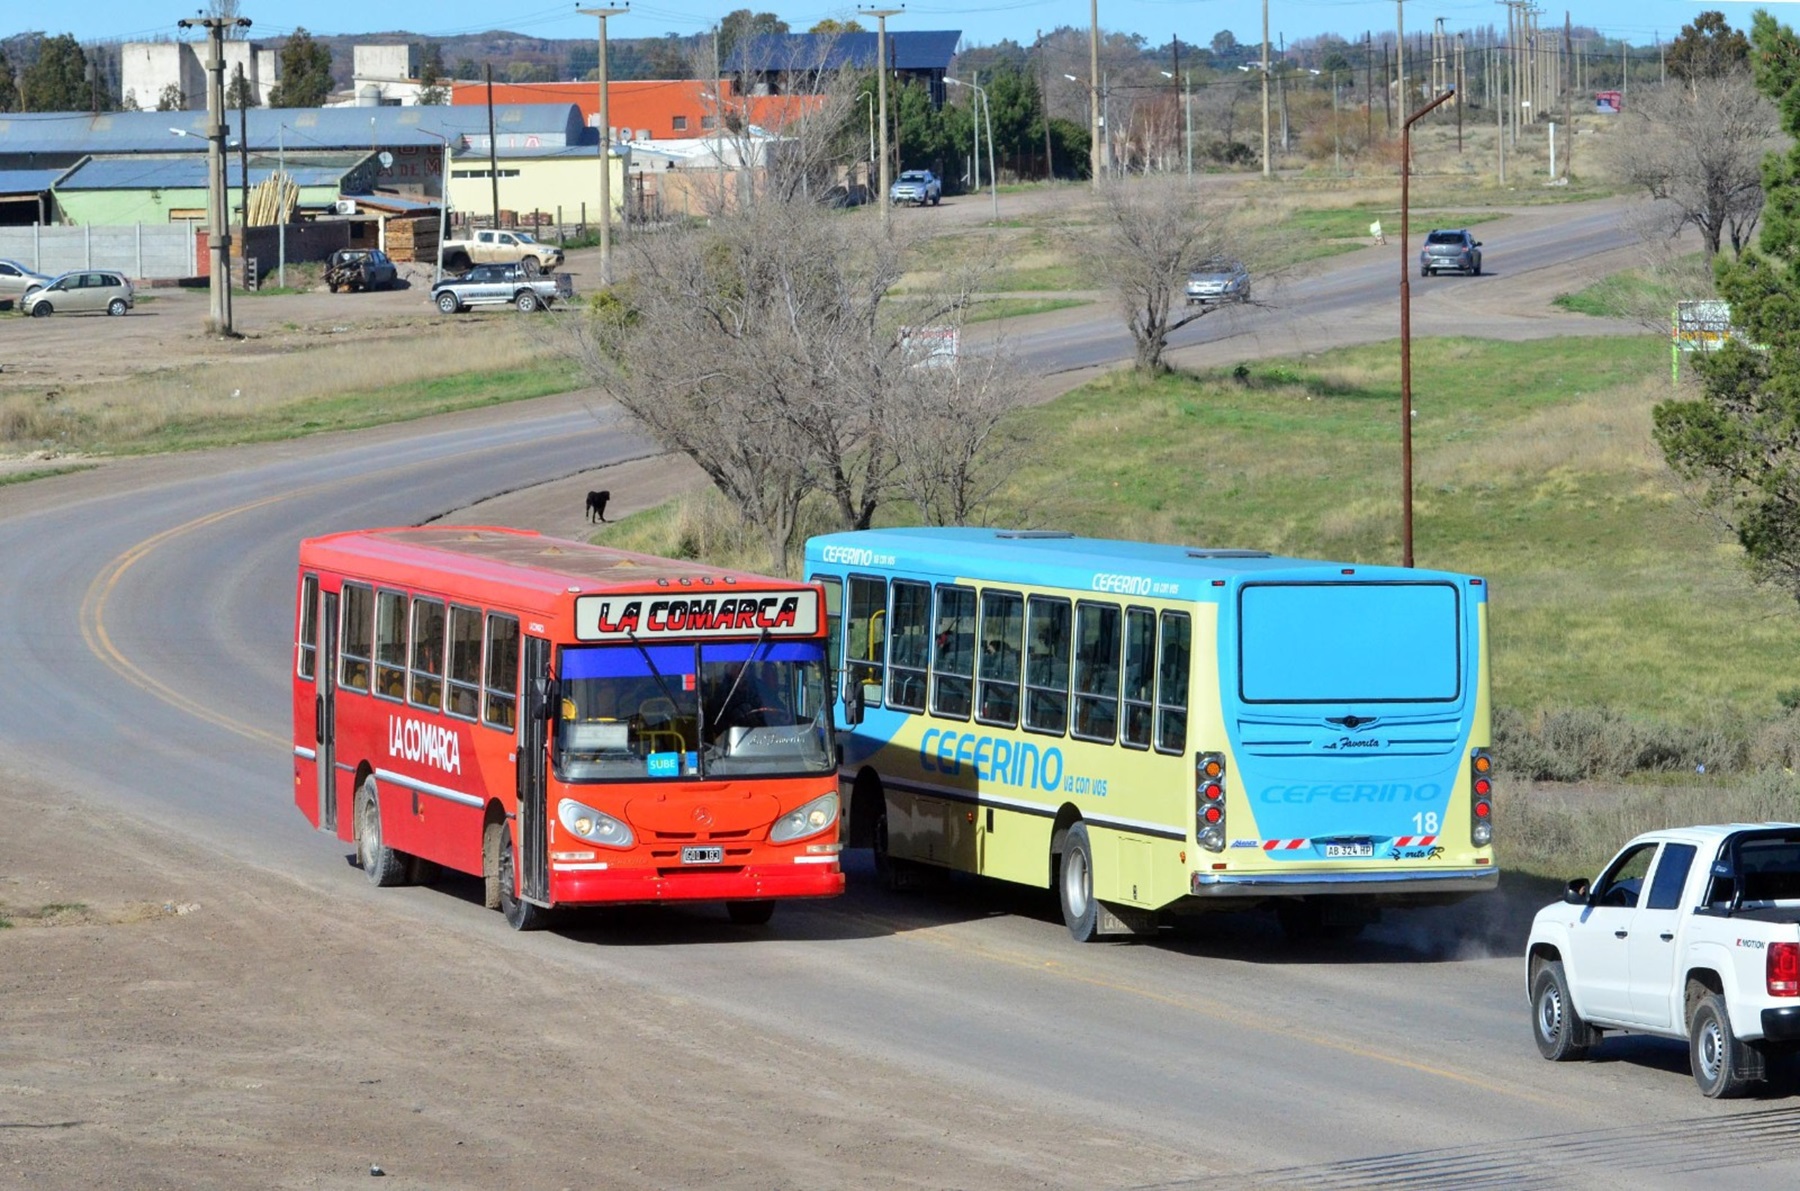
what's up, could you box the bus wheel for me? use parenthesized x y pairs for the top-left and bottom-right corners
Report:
(1059, 822), (1100, 942)
(871, 802), (918, 891)
(727, 900), (775, 925)
(497, 823), (548, 932)
(356, 778), (407, 887)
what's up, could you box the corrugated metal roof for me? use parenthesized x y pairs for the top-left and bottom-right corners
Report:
(0, 105), (587, 156)
(724, 31), (961, 73)
(0, 168), (66, 194)
(55, 155), (362, 191)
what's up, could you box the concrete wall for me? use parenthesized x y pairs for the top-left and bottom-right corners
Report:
(354, 45), (418, 83)
(447, 156), (624, 225)
(0, 224), (196, 280)
(120, 41), (278, 112)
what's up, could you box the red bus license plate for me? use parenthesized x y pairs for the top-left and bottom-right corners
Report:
(682, 846), (723, 865)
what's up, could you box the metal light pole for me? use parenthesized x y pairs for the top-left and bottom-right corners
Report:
(864, 7), (905, 229)
(1399, 87), (1455, 569)
(1261, 0), (1272, 176)
(946, 77), (996, 222)
(178, 13), (249, 336)
(277, 123), (286, 288)
(578, 5), (628, 285)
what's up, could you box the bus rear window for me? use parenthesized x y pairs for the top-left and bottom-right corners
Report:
(1238, 582), (1460, 703)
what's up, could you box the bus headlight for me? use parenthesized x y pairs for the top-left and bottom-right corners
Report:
(557, 799), (634, 849)
(771, 793), (839, 843)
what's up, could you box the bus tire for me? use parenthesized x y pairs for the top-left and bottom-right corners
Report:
(1058, 821), (1100, 942)
(497, 822), (548, 932)
(871, 799), (922, 892)
(727, 900), (775, 925)
(356, 777), (408, 887)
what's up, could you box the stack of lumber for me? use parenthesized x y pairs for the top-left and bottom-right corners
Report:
(245, 174), (297, 226)
(384, 216), (439, 263)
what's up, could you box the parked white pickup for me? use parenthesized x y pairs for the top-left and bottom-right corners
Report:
(1527, 823), (1800, 1097)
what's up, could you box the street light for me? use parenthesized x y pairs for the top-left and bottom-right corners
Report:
(944, 76), (997, 223)
(1398, 86), (1456, 569)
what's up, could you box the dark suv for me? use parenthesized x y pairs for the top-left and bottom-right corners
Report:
(1419, 229), (1482, 277)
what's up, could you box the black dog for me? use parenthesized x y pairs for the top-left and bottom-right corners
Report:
(585, 489), (611, 523)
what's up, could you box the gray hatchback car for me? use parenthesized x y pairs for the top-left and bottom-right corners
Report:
(23, 270), (135, 317)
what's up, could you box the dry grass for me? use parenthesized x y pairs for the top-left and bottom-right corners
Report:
(0, 323), (562, 454)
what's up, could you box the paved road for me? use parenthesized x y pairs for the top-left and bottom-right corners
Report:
(6, 196), (1793, 1189)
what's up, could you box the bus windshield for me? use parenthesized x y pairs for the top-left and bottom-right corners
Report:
(555, 640), (833, 780)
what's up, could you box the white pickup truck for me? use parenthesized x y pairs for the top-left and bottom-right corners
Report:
(1527, 824), (1800, 1097)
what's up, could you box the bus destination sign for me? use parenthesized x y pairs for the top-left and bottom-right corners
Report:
(574, 589), (821, 641)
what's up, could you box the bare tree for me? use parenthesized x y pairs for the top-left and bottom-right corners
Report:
(1085, 176), (1261, 374)
(888, 346), (1030, 526)
(1606, 74), (1781, 258)
(560, 194), (1026, 569)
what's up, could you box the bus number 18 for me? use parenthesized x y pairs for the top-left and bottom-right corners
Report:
(1412, 812), (1439, 835)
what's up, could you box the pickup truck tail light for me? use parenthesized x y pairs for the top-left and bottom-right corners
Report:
(1470, 749), (1493, 847)
(1770, 942), (1800, 997)
(1196, 752), (1226, 853)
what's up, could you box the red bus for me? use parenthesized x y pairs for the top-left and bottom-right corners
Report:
(292, 526), (844, 930)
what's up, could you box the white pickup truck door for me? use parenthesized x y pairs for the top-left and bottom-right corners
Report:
(1625, 842), (1699, 1028)
(1569, 841), (1660, 1023)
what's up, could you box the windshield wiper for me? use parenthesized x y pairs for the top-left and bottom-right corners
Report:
(711, 627), (771, 729)
(624, 630), (684, 710)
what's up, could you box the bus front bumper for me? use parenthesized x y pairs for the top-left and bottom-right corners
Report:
(549, 862), (844, 907)
(1189, 867), (1499, 899)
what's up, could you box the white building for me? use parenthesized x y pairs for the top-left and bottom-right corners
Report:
(326, 45), (430, 108)
(120, 41), (278, 112)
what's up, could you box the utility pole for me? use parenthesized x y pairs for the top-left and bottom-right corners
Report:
(578, 5), (628, 283)
(1038, 29), (1053, 181)
(1366, 32), (1374, 143)
(1563, 12), (1574, 179)
(1456, 33), (1465, 152)
(178, 13), (248, 337)
(1395, 0), (1405, 123)
(1260, 0), (1272, 176)
(1090, 0), (1105, 187)
(1171, 34), (1183, 174)
(484, 64), (500, 229)
(864, 6), (905, 222)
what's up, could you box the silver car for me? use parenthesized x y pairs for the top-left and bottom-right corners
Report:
(1185, 259), (1251, 305)
(0, 258), (51, 305)
(23, 270), (135, 317)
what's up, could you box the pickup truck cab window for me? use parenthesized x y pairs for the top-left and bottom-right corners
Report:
(1594, 842), (1657, 908)
(1647, 843), (1697, 911)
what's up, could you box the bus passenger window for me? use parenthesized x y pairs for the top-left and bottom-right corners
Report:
(1073, 602), (1121, 743)
(815, 576), (842, 700)
(1024, 596), (1071, 735)
(339, 583), (373, 693)
(1121, 608), (1155, 748)
(847, 576), (886, 709)
(1156, 611), (1191, 753)
(297, 574), (319, 680)
(374, 590), (407, 699)
(976, 590), (1023, 727)
(887, 580), (931, 713)
(445, 605), (483, 720)
(931, 584), (976, 719)
(483, 614), (520, 730)
(410, 597), (447, 710)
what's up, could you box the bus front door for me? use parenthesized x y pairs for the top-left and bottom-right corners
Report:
(517, 636), (551, 904)
(315, 591), (339, 833)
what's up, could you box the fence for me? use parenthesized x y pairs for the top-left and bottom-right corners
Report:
(0, 224), (198, 281)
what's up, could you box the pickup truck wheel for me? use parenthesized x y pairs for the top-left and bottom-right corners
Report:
(1691, 991), (1756, 1098)
(515, 290), (539, 313)
(436, 292), (460, 314)
(1531, 960), (1595, 1061)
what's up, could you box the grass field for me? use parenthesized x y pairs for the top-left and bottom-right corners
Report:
(0, 325), (578, 455)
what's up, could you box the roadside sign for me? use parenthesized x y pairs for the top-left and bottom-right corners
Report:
(1672, 300), (1747, 382)
(899, 325), (960, 369)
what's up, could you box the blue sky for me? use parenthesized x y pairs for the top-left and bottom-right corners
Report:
(30, 2), (1770, 53)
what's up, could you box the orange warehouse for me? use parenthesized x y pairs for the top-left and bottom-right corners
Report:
(451, 80), (821, 141)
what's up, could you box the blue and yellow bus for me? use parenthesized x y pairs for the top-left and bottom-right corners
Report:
(804, 528), (1497, 941)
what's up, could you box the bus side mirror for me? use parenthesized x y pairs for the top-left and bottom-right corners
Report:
(534, 677), (561, 722)
(841, 676), (864, 726)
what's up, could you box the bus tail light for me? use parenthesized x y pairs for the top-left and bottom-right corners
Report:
(1197, 752), (1226, 853)
(1770, 942), (1800, 997)
(1470, 750), (1494, 847)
